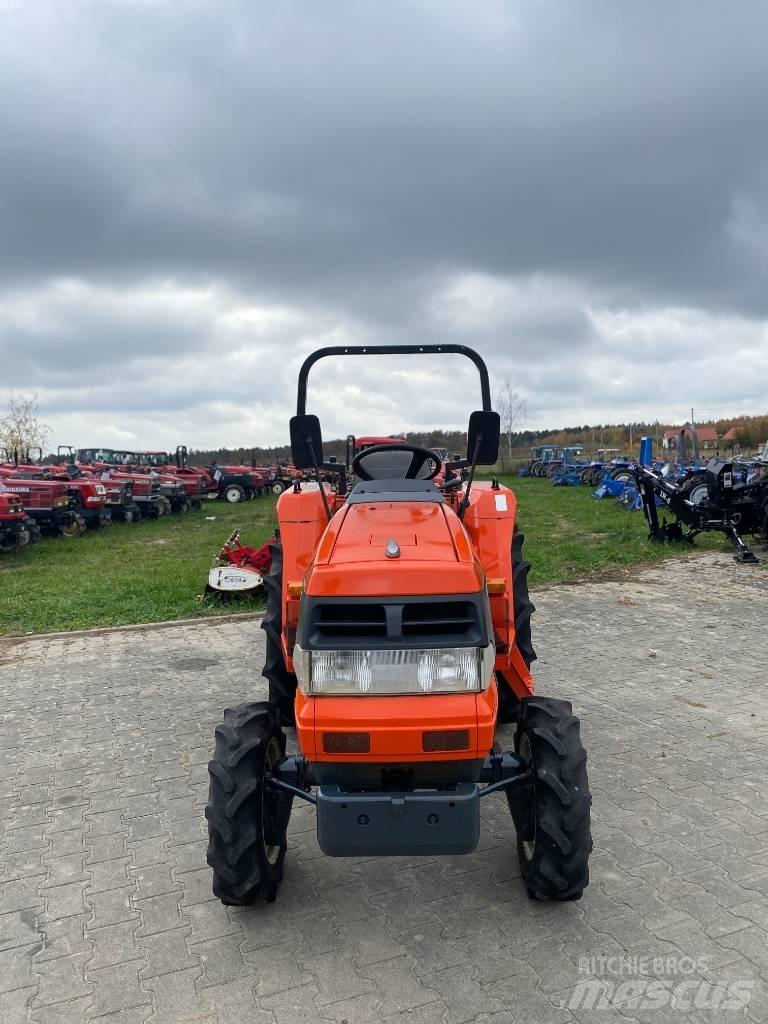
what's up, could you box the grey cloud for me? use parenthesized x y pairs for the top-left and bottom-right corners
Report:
(1, 0), (768, 446)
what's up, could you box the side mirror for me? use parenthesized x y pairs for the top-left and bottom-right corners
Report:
(467, 410), (500, 465)
(290, 414), (324, 469)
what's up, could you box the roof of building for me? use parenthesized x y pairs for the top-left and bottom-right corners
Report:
(664, 426), (719, 442)
(720, 426), (740, 442)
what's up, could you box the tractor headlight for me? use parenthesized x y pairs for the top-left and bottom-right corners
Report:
(294, 644), (494, 696)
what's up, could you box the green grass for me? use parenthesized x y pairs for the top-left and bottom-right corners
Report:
(0, 499), (277, 635)
(0, 478), (735, 636)
(492, 475), (725, 588)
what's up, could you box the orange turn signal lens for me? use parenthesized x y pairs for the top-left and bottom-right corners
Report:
(486, 579), (506, 594)
(286, 581), (303, 598)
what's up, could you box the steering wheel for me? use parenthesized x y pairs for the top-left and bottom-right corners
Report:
(351, 444), (443, 482)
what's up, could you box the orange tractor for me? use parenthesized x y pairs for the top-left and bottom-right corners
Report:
(206, 345), (591, 906)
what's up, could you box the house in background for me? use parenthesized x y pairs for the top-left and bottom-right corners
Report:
(695, 426), (719, 451)
(720, 426), (742, 453)
(662, 429), (680, 451)
(662, 424), (721, 452)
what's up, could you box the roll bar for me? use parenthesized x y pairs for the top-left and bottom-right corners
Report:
(296, 345), (493, 415)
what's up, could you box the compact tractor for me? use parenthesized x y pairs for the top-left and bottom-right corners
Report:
(0, 492), (30, 552)
(0, 474), (83, 538)
(75, 449), (167, 518)
(56, 448), (141, 523)
(206, 345), (592, 906)
(206, 458), (275, 501)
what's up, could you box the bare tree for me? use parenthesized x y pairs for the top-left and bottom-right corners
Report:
(495, 377), (526, 468)
(0, 392), (51, 459)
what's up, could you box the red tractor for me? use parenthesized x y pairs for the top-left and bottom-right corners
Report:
(75, 449), (167, 518)
(206, 345), (591, 907)
(205, 457), (273, 502)
(57, 448), (142, 524)
(0, 473), (84, 537)
(0, 492), (31, 552)
(10, 447), (113, 530)
(121, 450), (207, 510)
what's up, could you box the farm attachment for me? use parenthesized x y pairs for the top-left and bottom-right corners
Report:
(206, 530), (273, 597)
(635, 456), (768, 564)
(205, 344), (592, 908)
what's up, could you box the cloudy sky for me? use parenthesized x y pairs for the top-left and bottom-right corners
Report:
(2, 0), (767, 450)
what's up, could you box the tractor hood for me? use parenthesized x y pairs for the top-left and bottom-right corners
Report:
(305, 500), (483, 597)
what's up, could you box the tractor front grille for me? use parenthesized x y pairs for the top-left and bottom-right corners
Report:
(402, 601), (475, 639)
(300, 594), (490, 650)
(314, 604), (387, 640)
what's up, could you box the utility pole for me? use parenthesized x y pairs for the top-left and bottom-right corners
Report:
(691, 407), (695, 425)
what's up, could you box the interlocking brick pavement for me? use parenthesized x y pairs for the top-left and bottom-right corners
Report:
(1, 552), (768, 1023)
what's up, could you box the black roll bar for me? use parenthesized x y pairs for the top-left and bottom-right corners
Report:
(296, 345), (492, 415)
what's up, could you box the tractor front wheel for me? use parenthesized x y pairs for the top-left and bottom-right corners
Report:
(271, 481), (286, 496)
(205, 702), (292, 906)
(507, 696), (592, 901)
(261, 536), (298, 726)
(24, 518), (42, 543)
(497, 530), (536, 724)
(224, 484), (246, 504)
(60, 514), (87, 539)
(0, 528), (25, 552)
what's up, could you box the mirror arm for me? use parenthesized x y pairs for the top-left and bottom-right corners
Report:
(307, 438), (332, 522)
(457, 434), (482, 521)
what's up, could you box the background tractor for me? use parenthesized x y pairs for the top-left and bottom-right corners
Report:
(206, 344), (592, 907)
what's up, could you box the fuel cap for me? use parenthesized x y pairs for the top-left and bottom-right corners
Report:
(385, 538), (400, 558)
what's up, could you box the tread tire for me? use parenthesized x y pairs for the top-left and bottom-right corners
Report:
(24, 518), (42, 543)
(512, 531), (536, 669)
(60, 513), (87, 539)
(679, 473), (709, 505)
(0, 527), (24, 552)
(261, 536), (298, 726)
(205, 702), (292, 906)
(225, 484), (246, 504)
(508, 696), (592, 901)
(497, 530), (537, 724)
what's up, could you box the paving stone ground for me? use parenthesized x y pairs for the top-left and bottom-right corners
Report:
(2, 551), (768, 1024)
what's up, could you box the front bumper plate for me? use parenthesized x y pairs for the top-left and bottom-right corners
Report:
(316, 783), (480, 857)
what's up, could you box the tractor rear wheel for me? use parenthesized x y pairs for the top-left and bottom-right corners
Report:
(224, 484), (246, 503)
(507, 696), (592, 901)
(261, 536), (298, 726)
(498, 530), (537, 724)
(205, 702), (292, 906)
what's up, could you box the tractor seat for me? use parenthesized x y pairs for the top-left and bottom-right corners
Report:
(347, 479), (444, 504)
